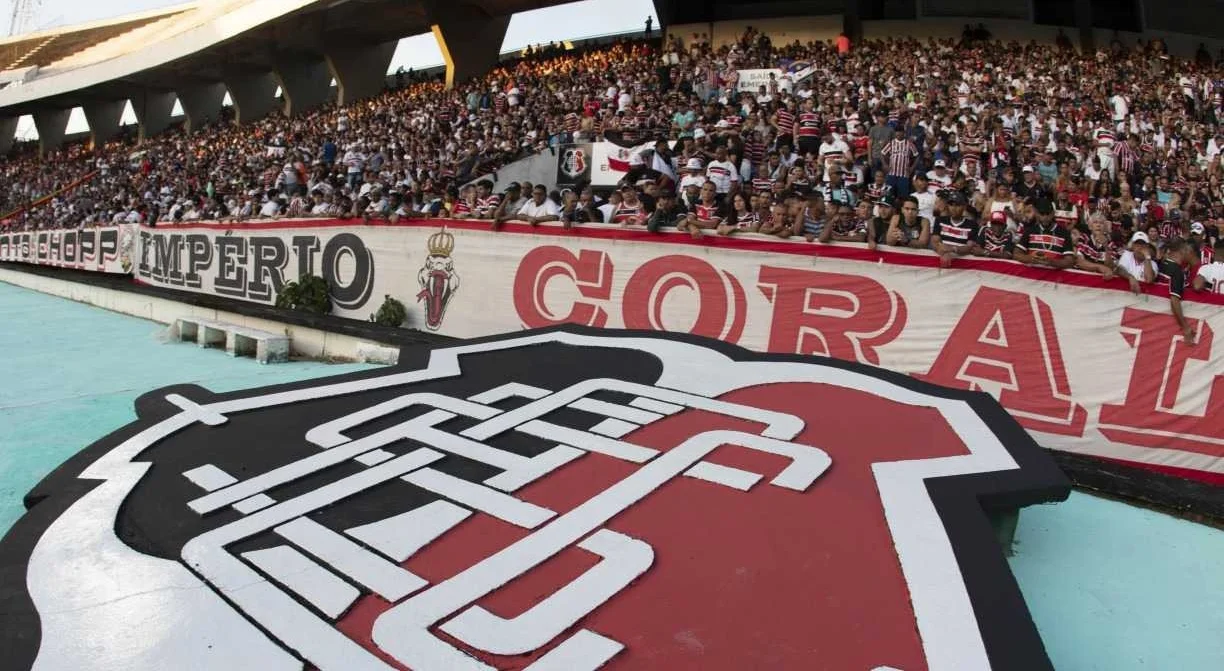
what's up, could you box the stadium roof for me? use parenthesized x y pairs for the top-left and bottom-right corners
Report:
(0, 0), (565, 118)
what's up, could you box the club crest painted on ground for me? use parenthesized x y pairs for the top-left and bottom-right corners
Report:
(0, 326), (1069, 670)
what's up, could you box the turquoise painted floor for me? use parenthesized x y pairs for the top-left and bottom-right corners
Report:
(1, 280), (1221, 670)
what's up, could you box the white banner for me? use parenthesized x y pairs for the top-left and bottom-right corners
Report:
(736, 68), (788, 93)
(133, 219), (1224, 483)
(0, 225), (137, 274)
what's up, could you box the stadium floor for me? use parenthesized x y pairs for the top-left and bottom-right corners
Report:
(0, 280), (1220, 671)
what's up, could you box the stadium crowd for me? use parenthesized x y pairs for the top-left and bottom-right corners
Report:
(2, 26), (1224, 336)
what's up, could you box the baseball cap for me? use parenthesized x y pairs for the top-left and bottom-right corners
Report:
(1021, 165), (1034, 173)
(990, 210), (1007, 224)
(1130, 231), (1149, 244)
(1033, 198), (1054, 215)
(693, 128), (707, 139)
(505, 181), (522, 191)
(686, 157), (704, 171)
(1191, 222), (1206, 235)
(945, 190), (966, 205)
(934, 159), (947, 168)
(877, 195), (895, 208)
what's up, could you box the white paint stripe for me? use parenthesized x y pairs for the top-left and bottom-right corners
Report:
(683, 461), (763, 491)
(516, 420), (658, 463)
(165, 393), (227, 426)
(629, 396), (683, 415)
(346, 500), (471, 563)
(523, 629), (623, 671)
(241, 546), (359, 620)
(411, 422), (531, 470)
(232, 493), (275, 514)
(276, 518), (425, 602)
(484, 445), (586, 493)
(189, 413), (447, 515)
(442, 529), (653, 655)
(306, 393), (501, 449)
(468, 383), (551, 404)
(401, 468), (555, 529)
(462, 378), (803, 441)
(182, 464), (237, 491)
(569, 398), (662, 424)
(588, 418), (638, 439)
(354, 449), (394, 466)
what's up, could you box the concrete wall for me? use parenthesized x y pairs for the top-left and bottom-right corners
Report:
(0, 268), (400, 363)
(862, 17), (1065, 43)
(667, 16), (845, 49)
(465, 147), (561, 191)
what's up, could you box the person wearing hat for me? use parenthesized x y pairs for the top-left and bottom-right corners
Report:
(1013, 198), (1074, 268)
(865, 196), (896, 250)
(1014, 165), (1047, 201)
(977, 209), (1013, 259)
(1114, 230), (1158, 294)
(926, 159), (953, 189)
(492, 182), (528, 228)
(931, 190), (979, 267)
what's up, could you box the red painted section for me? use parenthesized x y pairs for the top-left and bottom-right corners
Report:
(145, 218), (1224, 307)
(337, 382), (973, 669)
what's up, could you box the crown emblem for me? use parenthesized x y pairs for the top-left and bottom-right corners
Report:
(427, 227), (454, 257)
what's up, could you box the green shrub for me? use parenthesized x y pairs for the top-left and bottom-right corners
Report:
(275, 274), (332, 315)
(370, 294), (407, 327)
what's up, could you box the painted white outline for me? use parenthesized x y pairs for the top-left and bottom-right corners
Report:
(25, 331), (1025, 671)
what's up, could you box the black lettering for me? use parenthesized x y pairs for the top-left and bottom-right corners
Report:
(36, 233), (48, 261)
(48, 232), (62, 264)
(152, 234), (185, 285)
(214, 236), (248, 298)
(320, 233), (375, 311)
(99, 229), (119, 264)
(247, 237), (287, 302)
(0, 234), (9, 260)
(291, 235), (320, 279)
(137, 231), (152, 276)
(62, 231), (77, 265)
(19, 233), (30, 261)
(184, 234), (213, 289)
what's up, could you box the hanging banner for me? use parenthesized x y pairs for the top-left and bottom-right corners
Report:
(736, 68), (786, 93)
(555, 143), (593, 188)
(133, 218), (1224, 486)
(0, 224), (136, 274)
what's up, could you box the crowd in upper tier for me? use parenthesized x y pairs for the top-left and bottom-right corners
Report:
(2, 26), (1224, 313)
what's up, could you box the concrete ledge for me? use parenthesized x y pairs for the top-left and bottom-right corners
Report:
(0, 264), (455, 363)
(175, 317), (290, 363)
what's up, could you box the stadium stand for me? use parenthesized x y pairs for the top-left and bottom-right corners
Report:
(0, 21), (1222, 303)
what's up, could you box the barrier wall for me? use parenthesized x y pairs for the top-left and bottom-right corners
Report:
(108, 218), (1224, 486)
(0, 225), (136, 274)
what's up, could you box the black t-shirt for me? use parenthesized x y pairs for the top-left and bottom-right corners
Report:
(932, 216), (980, 247)
(868, 216), (891, 244)
(1017, 223), (1073, 258)
(1157, 259), (1186, 299)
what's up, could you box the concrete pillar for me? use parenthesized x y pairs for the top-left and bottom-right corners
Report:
(1074, 0), (1095, 53)
(33, 108), (70, 155)
(176, 82), (226, 133)
(428, 4), (509, 89)
(132, 90), (177, 141)
(83, 99), (126, 148)
(0, 116), (17, 155)
(325, 40), (396, 106)
(223, 71), (278, 124)
(274, 57), (331, 117)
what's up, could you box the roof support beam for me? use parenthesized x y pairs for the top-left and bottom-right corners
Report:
(132, 90), (176, 141)
(84, 99), (125, 148)
(0, 116), (16, 155)
(176, 82), (226, 133)
(428, 3), (509, 90)
(223, 71), (278, 125)
(274, 57), (331, 117)
(34, 108), (70, 155)
(325, 40), (396, 106)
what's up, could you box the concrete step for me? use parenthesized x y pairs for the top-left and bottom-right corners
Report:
(174, 317), (290, 364)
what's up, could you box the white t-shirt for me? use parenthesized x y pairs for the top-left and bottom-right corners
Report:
(1117, 250), (1156, 282)
(259, 200), (281, 217)
(1195, 262), (1224, 294)
(913, 191), (936, 223)
(517, 198), (560, 219)
(705, 160), (739, 193)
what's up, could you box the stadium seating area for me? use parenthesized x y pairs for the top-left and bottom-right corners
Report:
(1, 27), (1222, 291)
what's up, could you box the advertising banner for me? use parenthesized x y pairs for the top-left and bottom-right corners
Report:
(134, 219), (1224, 484)
(0, 224), (136, 274)
(736, 68), (786, 93)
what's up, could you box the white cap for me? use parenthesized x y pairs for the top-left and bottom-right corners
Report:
(686, 157), (704, 170)
(1021, 165), (1034, 173)
(1130, 231), (1149, 244)
(934, 159), (946, 168)
(1190, 222), (1205, 235)
(693, 128), (707, 139)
